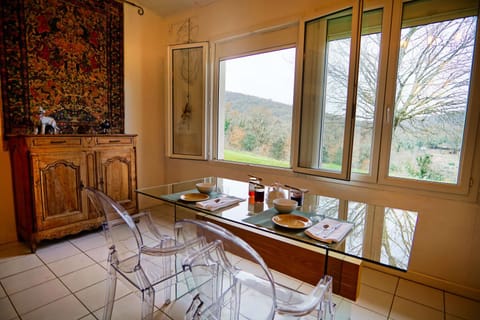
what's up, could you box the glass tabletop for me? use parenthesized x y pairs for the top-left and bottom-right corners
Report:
(137, 176), (418, 271)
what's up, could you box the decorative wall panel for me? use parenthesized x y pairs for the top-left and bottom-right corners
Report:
(0, 0), (124, 135)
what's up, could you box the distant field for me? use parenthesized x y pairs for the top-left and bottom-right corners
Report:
(224, 150), (290, 168)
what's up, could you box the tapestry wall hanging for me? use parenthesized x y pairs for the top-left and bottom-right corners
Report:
(0, 0), (124, 135)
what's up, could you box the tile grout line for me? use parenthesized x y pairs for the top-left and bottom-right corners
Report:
(66, 236), (111, 319)
(387, 276), (400, 319)
(0, 281), (22, 320)
(20, 247), (97, 320)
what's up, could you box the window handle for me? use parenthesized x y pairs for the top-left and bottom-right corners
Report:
(386, 106), (391, 125)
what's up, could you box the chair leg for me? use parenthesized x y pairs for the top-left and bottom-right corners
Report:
(162, 255), (173, 305)
(325, 276), (335, 320)
(103, 264), (117, 320)
(232, 281), (242, 320)
(141, 286), (155, 320)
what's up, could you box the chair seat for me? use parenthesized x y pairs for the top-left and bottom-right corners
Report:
(112, 254), (182, 291)
(176, 219), (335, 320)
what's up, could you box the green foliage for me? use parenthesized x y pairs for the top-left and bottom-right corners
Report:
(223, 91), (292, 163)
(241, 133), (257, 151)
(270, 136), (286, 160)
(224, 118), (232, 133)
(406, 154), (444, 181)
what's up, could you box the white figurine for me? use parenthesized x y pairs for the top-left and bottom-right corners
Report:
(35, 107), (60, 134)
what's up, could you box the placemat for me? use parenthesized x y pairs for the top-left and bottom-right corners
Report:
(243, 208), (318, 225)
(243, 209), (353, 244)
(159, 189), (220, 202)
(159, 190), (243, 207)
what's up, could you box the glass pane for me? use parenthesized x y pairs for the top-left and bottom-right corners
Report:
(352, 9), (383, 174)
(315, 196), (341, 218)
(217, 48), (296, 168)
(389, 0), (478, 183)
(172, 46), (205, 156)
(299, 9), (353, 172)
(381, 208), (417, 269)
(345, 201), (367, 256)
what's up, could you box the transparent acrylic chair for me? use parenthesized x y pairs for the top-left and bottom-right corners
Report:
(175, 219), (335, 320)
(83, 187), (204, 320)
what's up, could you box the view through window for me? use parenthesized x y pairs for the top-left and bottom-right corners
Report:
(217, 48), (296, 168)
(297, 0), (478, 189)
(388, 2), (478, 184)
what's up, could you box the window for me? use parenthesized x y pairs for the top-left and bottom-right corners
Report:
(217, 49), (296, 168)
(385, 0), (478, 187)
(214, 23), (298, 168)
(296, 0), (479, 194)
(297, 7), (359, 179)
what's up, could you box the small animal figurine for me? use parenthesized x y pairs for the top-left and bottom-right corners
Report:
(35, 107), (61, 134)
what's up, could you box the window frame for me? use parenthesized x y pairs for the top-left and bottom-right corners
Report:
(212, 22), (299, 166)
(207, 0), (480, 198)
(377, 0), (480, 195)
(167, 42), (209, 160)
(293, 0), (479, 195)
(292, 0), (364, 180)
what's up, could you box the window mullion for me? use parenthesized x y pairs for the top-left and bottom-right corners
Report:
(342, 0), (365, 181)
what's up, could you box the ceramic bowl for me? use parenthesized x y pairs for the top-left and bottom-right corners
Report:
(196, 182), (215, 194)
(273, 198), (298, 213)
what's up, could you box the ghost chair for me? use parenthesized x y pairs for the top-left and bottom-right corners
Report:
(175, 219), (335, 320)
(83, 187), (205, 320)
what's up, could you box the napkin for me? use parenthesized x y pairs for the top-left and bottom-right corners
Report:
(195, 196), (244, 211)
(305, 218), (353, 243)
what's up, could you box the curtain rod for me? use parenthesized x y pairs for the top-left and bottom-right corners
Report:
(115, 0), (144, 15)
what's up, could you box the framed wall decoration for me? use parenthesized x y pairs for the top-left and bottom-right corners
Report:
(167, 42), (208, 159)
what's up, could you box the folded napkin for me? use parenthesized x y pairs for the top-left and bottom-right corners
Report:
(195, 196), (244, 211)
(305, 218), (353, 243)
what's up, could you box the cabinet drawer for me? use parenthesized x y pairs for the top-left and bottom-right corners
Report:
(96, 137), (133, 145)
(32, 137), (82, 147)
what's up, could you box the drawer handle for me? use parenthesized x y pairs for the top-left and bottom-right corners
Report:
(109, 140), (121, 143)
(50, 140), (67, 144)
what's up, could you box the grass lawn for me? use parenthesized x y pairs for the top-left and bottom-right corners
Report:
(224, 150), (290, 168)
(223, 149), (351, 172)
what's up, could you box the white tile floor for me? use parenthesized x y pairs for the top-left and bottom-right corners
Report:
(0, 210), (479, 320)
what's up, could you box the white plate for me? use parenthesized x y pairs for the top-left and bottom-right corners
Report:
(180, 193), (209, 202)
(272, 214), (312, 229)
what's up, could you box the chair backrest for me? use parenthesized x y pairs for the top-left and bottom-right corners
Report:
(83, 187), (144, 270)
(175, 219), (277, 320)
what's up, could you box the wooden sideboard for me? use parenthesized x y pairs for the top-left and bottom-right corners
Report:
(8, 135), (138, 251)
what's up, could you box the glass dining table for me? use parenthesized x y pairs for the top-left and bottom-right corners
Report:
(137, 176), (418, 274)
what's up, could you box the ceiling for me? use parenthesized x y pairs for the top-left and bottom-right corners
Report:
(134, 0), (218, 17)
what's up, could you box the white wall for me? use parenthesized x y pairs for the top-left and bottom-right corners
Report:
(123, 6), (168, 208)
(131, 0), (480, 299)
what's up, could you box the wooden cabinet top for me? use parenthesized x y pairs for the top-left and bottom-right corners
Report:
(7, 134), (137, 150)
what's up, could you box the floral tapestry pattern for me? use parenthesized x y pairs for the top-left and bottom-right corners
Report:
(0, 0), (124, 135)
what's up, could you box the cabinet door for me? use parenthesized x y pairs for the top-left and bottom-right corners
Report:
(96, 148), (137, 212)
(31, 152), (88, 231)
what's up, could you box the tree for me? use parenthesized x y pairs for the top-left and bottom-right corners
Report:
(328, 17), (476, 133)
(326, 14), (476, 182)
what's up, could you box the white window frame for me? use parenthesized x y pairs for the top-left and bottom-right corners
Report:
(378, 0), (480, 195)
(212, 22), (299, 165)
(293, 0), (479, 196)
(293, 0), (364, 180)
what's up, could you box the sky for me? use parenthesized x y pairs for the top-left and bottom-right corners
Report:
(223, 47), (296, 105)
